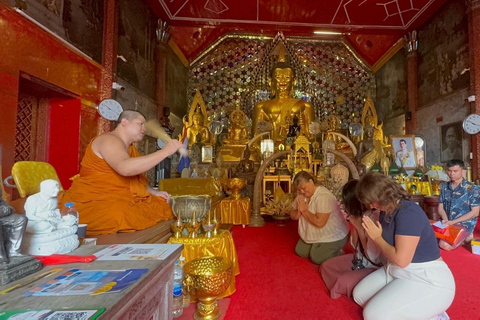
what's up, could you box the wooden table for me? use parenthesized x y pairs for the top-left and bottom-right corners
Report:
(0, 244), (183, 320)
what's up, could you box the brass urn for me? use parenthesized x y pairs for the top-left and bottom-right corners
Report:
(221, 178), (247, 199)
(183, 256), (233, 320)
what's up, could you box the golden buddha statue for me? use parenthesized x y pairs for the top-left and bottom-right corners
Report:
(181, 90), (213, 148)
(355, 124), (377, 171)
(252, 45), (315, 143)
(223, 108), (249, 145)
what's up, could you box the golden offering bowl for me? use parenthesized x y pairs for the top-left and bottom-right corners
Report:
(186, 221), (201, 238)
(202, 220), (216, 238)
(170, 195), (212, 222)
(221, 178), (247, 199)
(184, 256), (233, 320)
(171, 220), (185, 238)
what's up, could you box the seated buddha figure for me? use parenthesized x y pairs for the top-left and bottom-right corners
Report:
(325, 115), (347, 149)
(252, 55), (315, 143)
(186, 108), (212, 148)
(23, 179), (79, 255)
(355, 124), (378, 172)
(224, 109), (249, 145)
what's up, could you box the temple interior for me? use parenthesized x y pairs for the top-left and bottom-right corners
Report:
(1, 0), (480, 318)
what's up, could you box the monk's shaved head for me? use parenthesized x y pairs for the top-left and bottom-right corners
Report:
(116, 110), (146, 127)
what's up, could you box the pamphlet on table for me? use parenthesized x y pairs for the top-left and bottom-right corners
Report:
(94, 243), (182, 261)
(23, 268), (148, 297)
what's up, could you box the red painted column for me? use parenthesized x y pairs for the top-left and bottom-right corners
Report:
(405, 31), (418, 135)
(467, 0), (480, 181)
(98, 0), (117, 134)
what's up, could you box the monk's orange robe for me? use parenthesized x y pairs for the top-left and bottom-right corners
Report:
(60, 142), (173, 236)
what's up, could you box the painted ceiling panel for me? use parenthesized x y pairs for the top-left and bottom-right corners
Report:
(147, 0), (447, 65)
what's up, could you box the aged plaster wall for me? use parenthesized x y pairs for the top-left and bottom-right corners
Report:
(375, 49), (408, 122)
(377, 0), (470, 168)
(417, 88), (470, 166)
(165, 45), (188, 133)
(415, 0), (470, 166)
(417, 0), (469, 108)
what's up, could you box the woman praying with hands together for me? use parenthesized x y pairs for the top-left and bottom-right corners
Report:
(289, 171), (349, 265)
(353, 172), (455, 320)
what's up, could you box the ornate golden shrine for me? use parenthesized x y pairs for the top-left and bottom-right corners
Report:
(180, 90), (214, 148)
(288, 135), (312, 174)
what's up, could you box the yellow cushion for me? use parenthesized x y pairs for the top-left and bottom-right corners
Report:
(158, 178), (219, 197)
(12, 161), (63, 198)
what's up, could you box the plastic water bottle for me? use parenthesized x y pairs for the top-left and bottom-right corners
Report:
(180, 257), (190, 308)
(62, 202), (79, 225)
(172, 259), (184, 318)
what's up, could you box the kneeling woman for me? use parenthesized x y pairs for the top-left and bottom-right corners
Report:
(320, 179), (386, 299)
(353, 172), (455, 320)
(289, 171), (349, 265)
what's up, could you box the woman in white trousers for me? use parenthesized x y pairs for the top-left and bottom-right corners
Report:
(353, 172), (455, 320)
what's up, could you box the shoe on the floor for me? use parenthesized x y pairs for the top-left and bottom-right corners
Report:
(430, 311), (450, 320)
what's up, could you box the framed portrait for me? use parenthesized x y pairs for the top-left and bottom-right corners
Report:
(201, 145), (213, 163)
(391, 135), (418, 170)
(415, 135), (426, 168)
(440, 121), (464, 163)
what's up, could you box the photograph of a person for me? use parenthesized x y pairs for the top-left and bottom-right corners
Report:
(440, 122), (463, 162)
(391, 135), (417, 169)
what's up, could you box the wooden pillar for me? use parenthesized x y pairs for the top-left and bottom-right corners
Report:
(405, 31), (418, 135)
(98, 0), (117, 134)
(467, 0), (480, 181)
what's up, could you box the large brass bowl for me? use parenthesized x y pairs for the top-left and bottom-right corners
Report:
(184, 256), (233, 320)
(170, 195), (212, 222)
(221, 178), (247, 199)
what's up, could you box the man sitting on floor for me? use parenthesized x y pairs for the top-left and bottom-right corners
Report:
(60, 110), (183, 236)
(438, 159), (480, 250)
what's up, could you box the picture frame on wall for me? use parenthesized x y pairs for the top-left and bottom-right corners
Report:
(415, 135), (426, 168)
(440, 121), (463, 163)
(391, 135), (417, 170)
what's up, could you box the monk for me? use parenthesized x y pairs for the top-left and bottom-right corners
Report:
(60, 110), (183, 236)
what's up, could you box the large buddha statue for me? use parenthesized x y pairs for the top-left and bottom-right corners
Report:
(252, 47), (315, 143)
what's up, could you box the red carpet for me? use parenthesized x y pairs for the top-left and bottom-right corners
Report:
(223, 218), (480, 320)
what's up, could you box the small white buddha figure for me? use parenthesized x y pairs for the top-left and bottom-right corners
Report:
(22, 179), (79, 255)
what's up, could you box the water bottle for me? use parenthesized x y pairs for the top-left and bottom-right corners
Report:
(62, 202), (79, 225)
(180, 257), (190, 308)
(172, 259), (184, 318)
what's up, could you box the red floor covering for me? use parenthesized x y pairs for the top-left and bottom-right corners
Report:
(222, 217), (480, 320)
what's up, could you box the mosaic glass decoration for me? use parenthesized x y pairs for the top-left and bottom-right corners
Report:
(187, 33), (375, 128)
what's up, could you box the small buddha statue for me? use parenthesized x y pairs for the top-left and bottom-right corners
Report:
(287, 115), (301, 137)
(236, 147), (255, 174)
(211, 154), (226, 180)
(190, 133), (203, 164)
(355, 125), (377, 172)
(0, 189), (28, 264)
(252, 45), (315, 142)
(224, 109), (249, 145)
(22, 179), (79, 255)
(185, 108), (212, 148)
(325, 115), (346, 148)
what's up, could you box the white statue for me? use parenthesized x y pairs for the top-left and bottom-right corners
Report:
(22, 179), (79, 255)
(25, 180), (76, 233)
